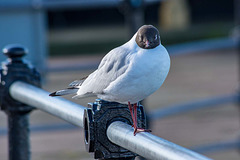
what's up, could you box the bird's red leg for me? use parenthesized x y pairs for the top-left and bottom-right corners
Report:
(133, 103), (138, 129)
(133, 103), (152, 136)
(128, 102), (135, 127)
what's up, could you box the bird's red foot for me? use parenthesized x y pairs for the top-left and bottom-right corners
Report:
(133, 128), (152, 136)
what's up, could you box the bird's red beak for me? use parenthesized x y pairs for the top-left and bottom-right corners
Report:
(145, 40), (150, 48)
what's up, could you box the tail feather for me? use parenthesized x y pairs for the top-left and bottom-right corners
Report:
(49, 87), (78, 97)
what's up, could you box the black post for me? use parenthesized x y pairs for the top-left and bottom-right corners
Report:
(119, 0), (145, 38)
(0, 44), (41, 160)
(7, 112), (31, 160)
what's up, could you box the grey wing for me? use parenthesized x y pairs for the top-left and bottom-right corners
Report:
(69, 76), (88, 87)
(76, 46), (131, 96)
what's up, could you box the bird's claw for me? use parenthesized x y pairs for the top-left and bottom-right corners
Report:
(133, 128), (152, 136)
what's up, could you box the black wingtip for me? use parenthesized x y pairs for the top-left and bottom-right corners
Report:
(49, 92), (60, 97)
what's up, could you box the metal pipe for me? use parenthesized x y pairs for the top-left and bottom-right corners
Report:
(107, 121), (211, 160)
(149, 93), (239, 120)
(191, 139), (240, 154)
(9, 81), (85, 128)
(10, 81), (211, 160)
(167, 37), (236, 56)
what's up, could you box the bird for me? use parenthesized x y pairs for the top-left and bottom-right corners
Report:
(49, 25), (170, 135)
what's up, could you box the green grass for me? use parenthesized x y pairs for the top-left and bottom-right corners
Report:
(49, 21), (234, 56)
(160, 22), (234, 45)
(50, 40), (125, 56)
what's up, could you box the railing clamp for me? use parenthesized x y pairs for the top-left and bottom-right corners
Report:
(84, 99), (147, 160)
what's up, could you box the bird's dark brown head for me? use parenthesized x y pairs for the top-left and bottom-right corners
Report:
(135, 25), (160, 49)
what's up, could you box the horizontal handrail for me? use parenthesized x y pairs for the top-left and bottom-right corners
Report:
(191, 139), (240, 154)
(9, 81), (211, 160)
(9, 81), (85, 128)
(167, 37), (236, 56)
(149, 93), (239, 120)
(107, 121), (211, 160)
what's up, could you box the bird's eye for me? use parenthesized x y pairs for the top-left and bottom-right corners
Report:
(154, 35), (158, 40)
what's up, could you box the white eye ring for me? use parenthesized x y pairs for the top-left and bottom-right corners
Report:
(155, 35), (158, 40)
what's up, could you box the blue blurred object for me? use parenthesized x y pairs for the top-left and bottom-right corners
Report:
(149, 93), (239, 120)
(167, 38), (236, 56)
(191, 139), (240, 154)
(0, 0), (47, 73)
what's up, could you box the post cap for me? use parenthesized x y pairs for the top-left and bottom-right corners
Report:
(3, 44), (27, 59)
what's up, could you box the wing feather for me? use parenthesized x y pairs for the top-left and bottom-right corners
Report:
(77, 45), (131, 96)
(68, 76), (88, 87)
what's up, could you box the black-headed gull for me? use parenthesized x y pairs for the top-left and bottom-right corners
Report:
(50, 25), (170, 135)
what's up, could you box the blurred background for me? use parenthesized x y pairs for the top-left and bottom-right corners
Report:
(0, 0), (239, 160)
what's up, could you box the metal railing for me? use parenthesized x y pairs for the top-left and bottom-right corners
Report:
(0, 45), (212, 160)
(149, 93), (239, 120)
(9, 81), (211, 160)
(10, 81), (85, 128)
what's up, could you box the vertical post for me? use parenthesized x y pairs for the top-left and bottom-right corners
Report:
(119, 0), (144, 38)
(234, 0), (240, 153)
(235, 1), (240, 76)
(0, 44), (41, 160)
(126, 0), (144, 37)
(7, 111), (31, 160)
